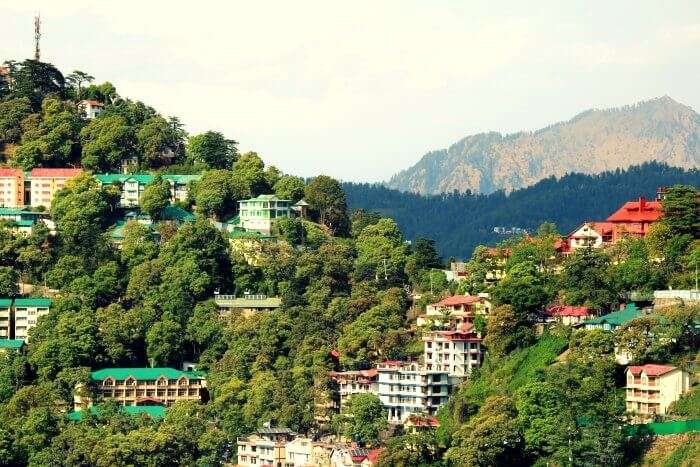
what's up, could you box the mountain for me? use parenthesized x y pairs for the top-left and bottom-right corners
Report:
(346, 162), (700, 259)
(387, 96), (700, 195)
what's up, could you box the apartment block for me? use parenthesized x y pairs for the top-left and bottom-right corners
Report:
(237, 427), (295, 467)
(13, 298), (52, 342)
(95, 173), (200, 207)
(423, 322), (483, 381)
(0, 168), (24, 207)
(377, 361), (451, 423)
(29, 168), (82, 208)
(417, 294), (492, 327)
(236, 194), (292, 234)
(0, 299), (11, 339)
(330, 368), (379, 410)
(74, 367), (206, 411)
(625, 364), (691, 418)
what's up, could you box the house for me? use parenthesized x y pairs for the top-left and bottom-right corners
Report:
(0, 168), (25, 207)
(237, 194), (292, 234)
(213, 293), (282, 317)
(606, 196), (663, 241)
(423, 322), (483, 381)
(0, 299), (11, 339)
(13, 298), (52, 342)
(284, 436), (315, 467)
(73, 368), (207, 411)
(162, 174), (200, 202)
(485, 247), (510, 282)
(236, 427), (296, 467)
(653, 290), (700, 309)
(541, 305), (594, 326)
(0, 208), (54, 234)
(330, 368), (379, 410)
(377, 361), (451, 423)
(95, 173), (201, 207)
(583, 304), (644, 332)
(625, 364), (691, 419)
(291, 199), (309, 218)
(417, 294), (491, 327)
(567, 222), (614, 250)
(78, 99), (104, 119)
(330, 445), (383, 467)
(29, 168), (82, 208)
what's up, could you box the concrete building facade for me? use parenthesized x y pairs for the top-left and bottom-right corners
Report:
(625, 364), (691, 418)
(13, 298), (52, 342)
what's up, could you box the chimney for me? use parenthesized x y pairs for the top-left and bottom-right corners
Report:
(639, 197), (646, 209)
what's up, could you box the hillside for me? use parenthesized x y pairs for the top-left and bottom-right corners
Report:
(387, 96), (700, 195)
(346, 162), (700, 258)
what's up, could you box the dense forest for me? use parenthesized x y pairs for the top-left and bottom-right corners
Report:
(345, 162), (700, 258)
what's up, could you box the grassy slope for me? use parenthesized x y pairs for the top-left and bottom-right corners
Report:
(632, 433), (700, 467)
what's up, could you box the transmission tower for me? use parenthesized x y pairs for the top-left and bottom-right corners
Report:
(34, 14), (41, 61)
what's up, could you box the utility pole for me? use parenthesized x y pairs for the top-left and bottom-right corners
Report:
(34, 14), (41, 61)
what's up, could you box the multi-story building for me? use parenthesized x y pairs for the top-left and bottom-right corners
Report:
(377, 361), (451, 423)
(13, 298), (52, 342)
(284, 436), (315, 467)
(73, 367), (207, 411)
(237, 194), (292, 234)
(625, 364), (691, 418)
(163, 174), (200, 202)
(0, 168), (25, 207)
(417, 294), (491, 327)
(29, 168), (82, 208)
(78, 99), (104, 119)
(213, 293), (282, 317)
(236, 427), (295, 467)
(330, 368), (379, 410)
(423, 322), (483, 381)
(567, 222), (614, 250)
(0, 299), (12, 339)
(95, 173), (200, 207)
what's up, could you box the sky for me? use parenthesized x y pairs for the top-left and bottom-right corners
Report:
(2, 1), (700, 182)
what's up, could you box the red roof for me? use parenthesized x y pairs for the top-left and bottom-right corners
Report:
(80, 99), (104, 107)
(330, 349), (340, 359)
(438, 295), (481, 306)
(30, 168), (82, 178)
(406, 415), (440, 427)
(627, 364), (677, 377)
(367, 448), (385, 464)
(0, 168), (22, 177)
(544, 305), (591, 317)
(606, 197), (663, 223)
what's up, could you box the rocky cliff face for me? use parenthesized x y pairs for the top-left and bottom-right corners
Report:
(388, 96), (700, 194)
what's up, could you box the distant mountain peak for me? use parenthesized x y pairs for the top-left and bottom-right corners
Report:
(388, 97), (700, 195)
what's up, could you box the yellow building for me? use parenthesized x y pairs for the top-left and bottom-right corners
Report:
(0, 168), (24, 207)
(625, 364), (691, 418)
(237, 427), (295, 466)
(29, 168), (81, 208)
(74, 367), (207, 411)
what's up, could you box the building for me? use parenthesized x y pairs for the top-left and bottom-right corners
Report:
(405, 414), (440, 433)
(79, 99), (104, 119)
(29, 168), (82, 208)
(0, 168), (25, 207)
(291, 199), (309, 218)
(423, 323), (483, 381)
(567, 222), (614, 250)
(584, 304), (644, 332)
(417, 294), (491, 327)
(95, 173), (201, 207)
(377, 361), (451, 423)
(163, 174), (200, 202)
(0, 339), (26, 354)
(73, 367), (207, 411)
(606, 197), (663, 241)
(330, 368), (379, 410)
(284, 436), (315, 467)
(213, 293), (282, 317)
(653, 290), (700, 309)
(237, 194), (292, 234)
(68, 405), (165, 421)
(236, 427), (296, 467)
(0, 299), (11, 339)
(13, 298), (52, 342)
(541, 305), (594, 326)
(625, 364), (691, 418)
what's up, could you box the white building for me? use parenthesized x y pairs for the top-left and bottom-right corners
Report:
(377, 361), (450, 423)
(13, 298), (52, 342)
(0, 299), (11, 339)
(423, 323), (483, 381)
(567, 222), (613, 250)
(237, 427), (295, 467)
(284, 436), (314, 467)
(417, 294), (491, 327)
(237, 194), (292, 234)
(79, 99), (104, 119)
(625, 364), (692, 418)
(330, 368), (379, 410)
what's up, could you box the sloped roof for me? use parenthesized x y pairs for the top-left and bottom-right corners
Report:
(584, 305), (643, 326)
(606, 198), (663, 223)
(437, 295), (482, 306)
(162, 205), (195, 222)
(0, 168), (22, 177)
(95, 174), (153, 184)
(627, 364), (677, 377)
(14, 298), (52, 307)
(544, 305), (592, 317)
(30, 168), (81, 178)
(0, 339), (25, 350)
(67, 405), (166, 421)
(91, 367), (206, 381)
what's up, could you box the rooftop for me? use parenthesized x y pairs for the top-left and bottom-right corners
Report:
(29, 168), (81, 178)
(584, 304), (643, 327)
(214, 295), (282, 309)
(91, 367), (206, 381)
(606, 197), (663, 223)
(13, 298), (52, 308)
(627, 364), (677, 377)
(0, 168), (22, 177)
(67, 405), (166, 421)
(544, 305), (592, 317)
(0, 339), (25, 350)
(435, 295), (482, 307)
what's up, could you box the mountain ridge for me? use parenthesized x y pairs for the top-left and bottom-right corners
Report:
(388, 96), (700, 194)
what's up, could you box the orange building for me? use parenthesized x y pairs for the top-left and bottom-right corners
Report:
(0, 168), (24, 207)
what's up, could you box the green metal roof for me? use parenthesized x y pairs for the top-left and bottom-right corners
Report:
(162, 205), (195, 222)
(242, 194), (290, 202)
(225, 215), (240, 226)
(214, 295), (282, 309)
(15, 219), (34, 227)
(0, 299), (12, 307)
(90, 367), (206, 381)
(584, 304), (643, 327)
(0, 339), (25, 350)
(0, 208), (30, 215)
(67, 405), (166, 421)
(95, 174), (154, 184)
(13, 298), (52, 308)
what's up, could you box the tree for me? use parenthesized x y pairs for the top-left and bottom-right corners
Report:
(136, 115), (182, 168)
(483, 304), (533, 356)
(350, 209), (382, 238)
(492, 260), (550, 316)
(559, 248), (616, 312)
(80, 114), (135, 171)
(140, 176), (171, 221)
(65, 70), (94, 101)
(273, 175), (306, 203)
(191, 170), (236, 220)
(304, 175), (350, 236)
(187, 131), (237, 169)
(661, 185), (699, 237)
(354, 219), (408, 287)
(230, 152), (269, 199)
(0, 97), (33, 144)
(339, 393), (387, 446)
(120, 222), (158, 271)
(0, 266), (19, 297)
(411, 237), (442, 270)
(146, 318), (185, 367)
(11, 60), (66, 111)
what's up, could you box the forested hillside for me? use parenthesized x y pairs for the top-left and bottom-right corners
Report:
(346, 162), (700, 258)
(388, 96), (700, 195)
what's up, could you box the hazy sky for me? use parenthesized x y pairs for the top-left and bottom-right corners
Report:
(2, 1), (700, 181)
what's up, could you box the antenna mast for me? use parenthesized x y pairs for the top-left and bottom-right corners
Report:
(34, 14), (41, 61)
